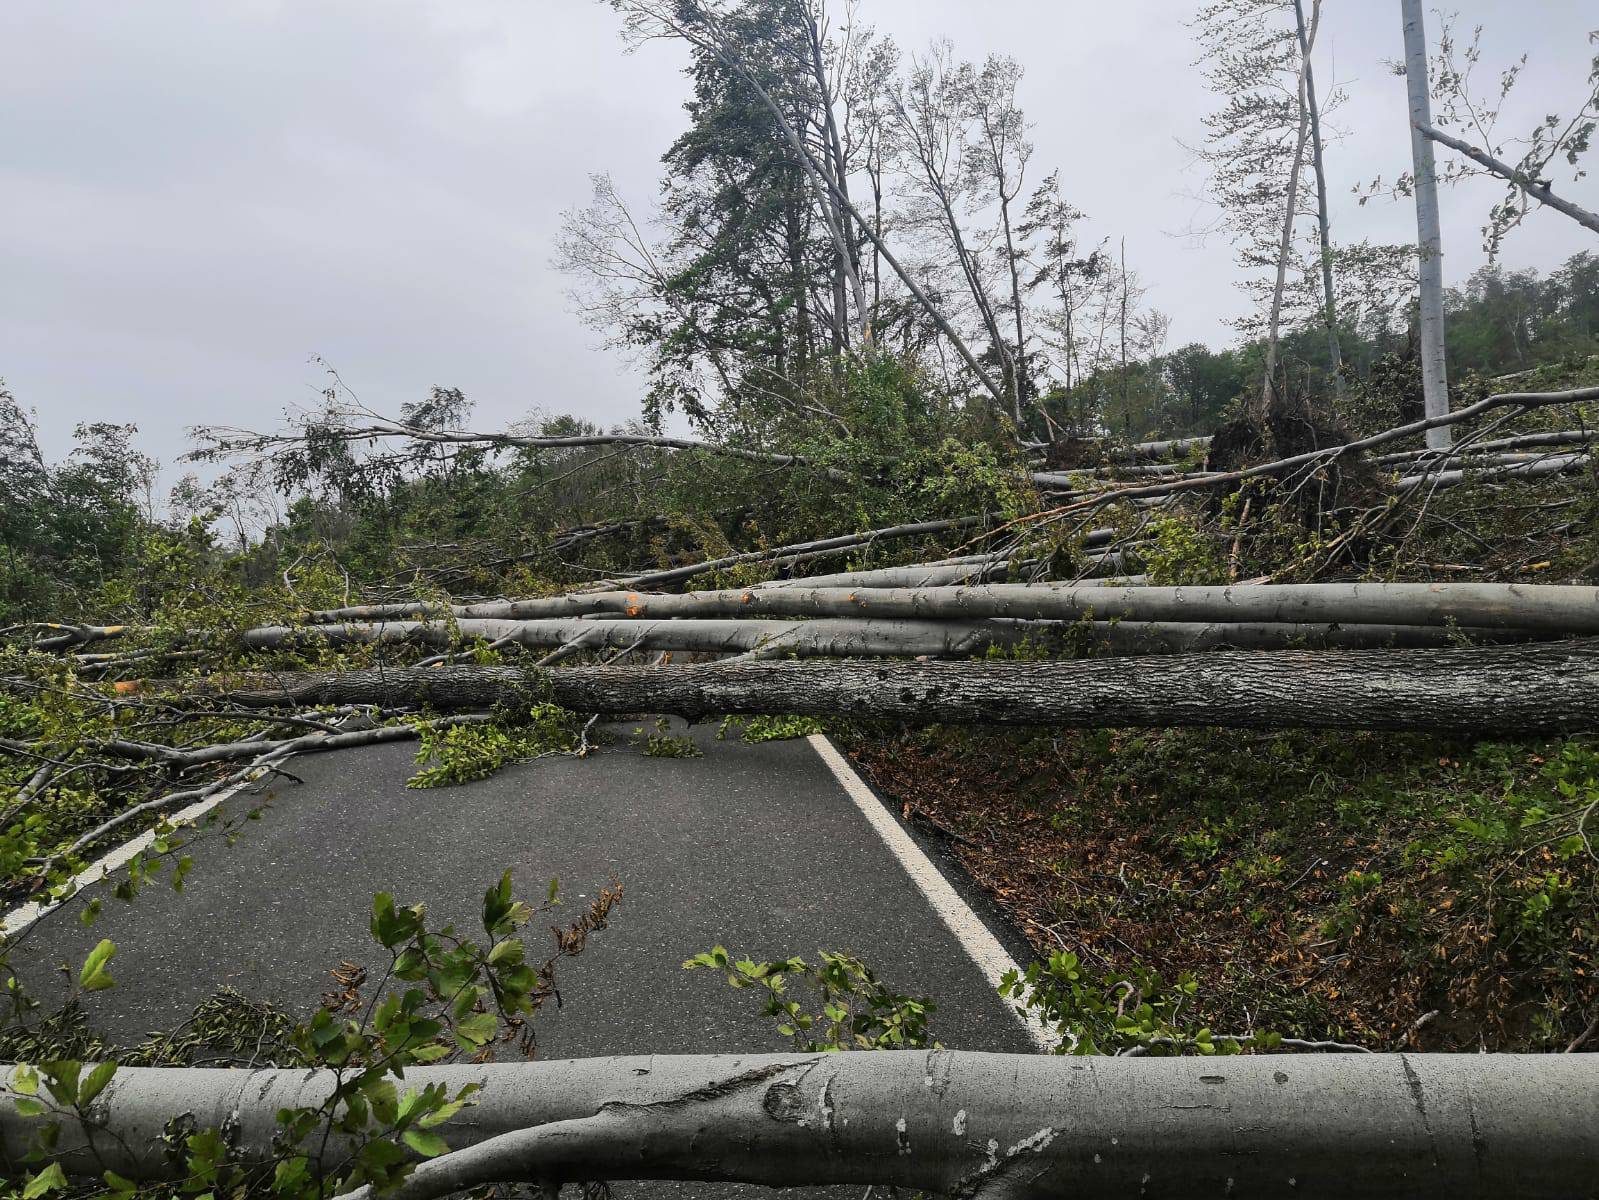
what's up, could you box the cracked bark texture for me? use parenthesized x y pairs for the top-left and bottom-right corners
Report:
(7, 1052), (1595, 1197)
(166, 638), (1599, 735)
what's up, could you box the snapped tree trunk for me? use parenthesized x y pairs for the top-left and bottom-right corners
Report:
(156, 638), (1599, 735)
(15, 1052), (1598, 1198)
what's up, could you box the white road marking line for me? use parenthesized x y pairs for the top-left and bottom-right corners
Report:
(806, 734), (1054, 1051)
(1, 772), (267, 938)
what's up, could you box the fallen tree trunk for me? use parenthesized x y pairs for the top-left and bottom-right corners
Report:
(236, 615), (1502, 661)
(1373, 429), (1595, 465)
(153, 639), (1599, 734)
(14, 1052), (1596, 1198)
(300, 515), (994, 622)
(1397, 451), (1590, 491)
(242, 616), (1046, 659)
(1031, 385), (1599, 507)
(314, 582), (1599, 635)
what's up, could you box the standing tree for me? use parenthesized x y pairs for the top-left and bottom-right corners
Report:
(1400, 0), (1453, 449)
(1192, 0), (1333, 440)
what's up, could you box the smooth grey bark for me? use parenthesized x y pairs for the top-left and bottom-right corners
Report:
(1401, 0), (1452, 449)
(297, 516), (993, 624)
(604, 515), (990, 590)
(1374, 429), (1594, 463)
(176, 638), (1599, 735)
(335, 582), (1599, 636)
(236, 614), (1504, 661)
(13, 1053), (1597, 1197)
(1419, 121), (1599, 237)
(1122, 434), (1211, 459)
(241, 616), (1058, 660)
(1396, 451), (1589, 490)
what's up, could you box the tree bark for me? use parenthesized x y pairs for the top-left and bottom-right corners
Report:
(1293, 0), (1345, 395)
(15, 1052), (1597, 1197)
(1258, 9), (1317, 425)
(236, 614), (1509, 661)
(310, 582), (1599, 636)
(1374, 429), (1594, 464)
(1419, 122), (1599, 237)
(1401, 0), (1452, 449)
(241, 616), (1056, 660)
(156, 638), (1599, 735)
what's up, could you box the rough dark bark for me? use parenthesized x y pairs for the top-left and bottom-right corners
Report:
(16, 1053), (1598, 1198)
(156, 638), (1599, 735)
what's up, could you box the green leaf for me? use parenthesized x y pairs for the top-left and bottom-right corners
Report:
(402, 1129), (449, 1158)
(454, 1011), (498, 1048)
(487, 939), (524, 967)
(78, 939), (116, 991)
(22, 1163), (66, 1198)
(78, 1061), (117, 1105)
(12, 1097), (46, 1118)
(417, 1098), (471, 1128)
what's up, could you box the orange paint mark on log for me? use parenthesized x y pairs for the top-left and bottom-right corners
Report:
(625, 592), (643, 617)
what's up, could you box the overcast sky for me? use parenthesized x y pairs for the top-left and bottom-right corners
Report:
(3, 1), (1595, 475)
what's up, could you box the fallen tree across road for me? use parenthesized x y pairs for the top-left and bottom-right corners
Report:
(146, 638), (1599, 735)
(15, 1052), (1596, 1198)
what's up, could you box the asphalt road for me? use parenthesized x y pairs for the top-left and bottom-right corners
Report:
(10, 720), (1036, 1190)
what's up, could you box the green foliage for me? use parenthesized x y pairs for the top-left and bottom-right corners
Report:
(639, 718), (702, 759)
(1002, 952), (1272, 1056)
(685, 945), (935, 1051)
(406, 705), (582, 789)
(1, 870), (617, 1197)
(1141, 513), (1228, 586)
(719, 714), (826, 743)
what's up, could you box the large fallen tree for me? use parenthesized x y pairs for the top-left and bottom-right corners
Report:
(13, 1052), (1596, 1198)
(148, 638), (1599, 735)
(234, 615), (1512, 659)
(287, 582), (1599, 633)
